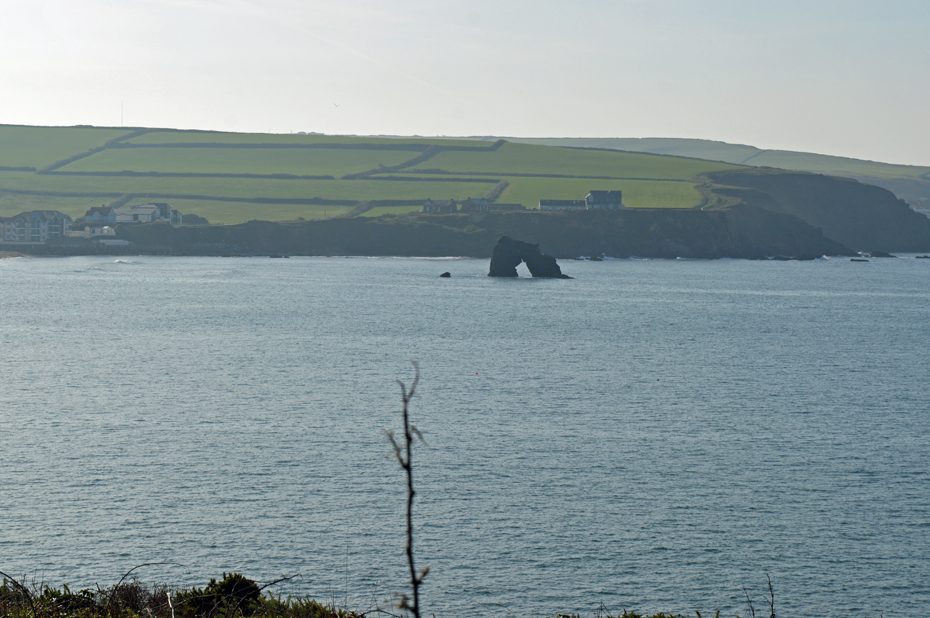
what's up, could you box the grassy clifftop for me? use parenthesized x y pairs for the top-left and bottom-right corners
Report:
(507, 136), (930, 215)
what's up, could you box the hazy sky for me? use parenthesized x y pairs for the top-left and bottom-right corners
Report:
(3, 0), (929, 164)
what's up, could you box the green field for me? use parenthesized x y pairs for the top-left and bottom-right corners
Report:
(0, 125), (740, 224)
(422, 142), (737, 179)
(0, 171), (494, 203)
(741, 149), (928, 179)
(501, 177), (702, 209)
(0, 125), (130, 169)
(62, 147), (418, 177)
(509, 136), (930, 177)
(507, 136), (930, 213)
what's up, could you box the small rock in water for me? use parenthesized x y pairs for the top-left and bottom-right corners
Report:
(439, 271), (451, 278)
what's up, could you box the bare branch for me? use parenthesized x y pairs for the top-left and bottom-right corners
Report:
(389, 362), (425, 618)
(744, 586), (756, 618)
(108, 561), (182, 612)
(766, 573), (776, 618)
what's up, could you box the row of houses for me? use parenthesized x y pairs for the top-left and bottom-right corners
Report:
(539, 190), (623, 211)
(0, 210), (73, 244)
(1, 203), (183, 244)
(82, 203), (182, 226)
(422, 198), (526, 214)
(421, 191), (624, 215)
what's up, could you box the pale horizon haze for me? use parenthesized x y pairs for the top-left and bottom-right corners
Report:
(2, 0), (929, 165)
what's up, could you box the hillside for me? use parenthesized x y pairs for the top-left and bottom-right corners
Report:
(3, 124), (929, 254)
(0, 125), (734, 223)
(506, 137), (930, 216)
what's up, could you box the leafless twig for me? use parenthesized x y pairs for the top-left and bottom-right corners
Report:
(766, 573), (776, 618)
(386, 362), (426, 618)
(744, 586), (756, 618)
(107, 561), (182, 613)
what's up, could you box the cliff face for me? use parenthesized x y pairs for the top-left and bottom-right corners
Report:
(110, 206), (850, 259)
(704, 169), (930, 252)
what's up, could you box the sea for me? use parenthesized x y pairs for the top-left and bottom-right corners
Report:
(1, 255), (928, 617)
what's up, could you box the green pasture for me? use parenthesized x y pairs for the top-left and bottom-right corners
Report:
(510, 137), (930, 180)
(501, 177), (702, 209)
(420, 142), (736, 179)
(127, 129), (484, 149)
(512, 137), (762, 165)
(0, 126), (130, 169)
(62, 147), (417, 177)
(124, 197), (353, 224)
(0, 172), (495, 203)
(743, 149), (929, 179)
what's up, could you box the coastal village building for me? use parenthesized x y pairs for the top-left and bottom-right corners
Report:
(422, 198), (526, 214)
(65, 224), (117, 239)
(539, 190), (624, 211)
(460, 198), (525, 213)
(422, 199), (458, 214)
(585, 190), (623, 210)
(0, 210), (72, 243)
(539, 199), (586, 211)
(78, 203), (182, 226)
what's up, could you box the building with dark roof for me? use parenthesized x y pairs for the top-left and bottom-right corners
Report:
(585, 190), (623, 210)
(539, 199), (586, 211)
(422, 199), (458, 214)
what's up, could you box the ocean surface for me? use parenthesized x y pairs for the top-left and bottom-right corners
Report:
(1, 255), (928, 616)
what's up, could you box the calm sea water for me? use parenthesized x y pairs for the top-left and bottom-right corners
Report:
(1, 255), (929, 616)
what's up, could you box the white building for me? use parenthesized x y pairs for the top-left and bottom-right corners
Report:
(0, 210), (73, 243)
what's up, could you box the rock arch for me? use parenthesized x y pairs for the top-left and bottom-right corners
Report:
(488, 236), (572, 278)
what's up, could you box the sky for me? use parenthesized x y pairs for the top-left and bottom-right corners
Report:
(2, 0), (929, 165)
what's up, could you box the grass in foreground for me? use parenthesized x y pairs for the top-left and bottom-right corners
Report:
(0, 573), (360, 618)
(0, 574), (757, 618)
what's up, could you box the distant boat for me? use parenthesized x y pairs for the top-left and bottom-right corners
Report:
(850, 258), (870, 262)
(268, 254), (290, 259)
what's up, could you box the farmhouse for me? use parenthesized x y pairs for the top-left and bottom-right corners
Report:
(539, 190), (624, 211)
(585, 190), (623, 210)
(77, 203), (182, 226)
(422, 199), (458, 214)
(0, 210), (72, 243)
(460, 198), (525, 213)
(539, 199), (586, 211)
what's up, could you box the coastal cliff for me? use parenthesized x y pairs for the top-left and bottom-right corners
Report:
(97, 205), (850, 259)
(703, 169), (930, 253)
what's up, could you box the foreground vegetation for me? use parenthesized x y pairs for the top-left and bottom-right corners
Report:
(0, 572), (362, 618)
(0, 573), (770, 618)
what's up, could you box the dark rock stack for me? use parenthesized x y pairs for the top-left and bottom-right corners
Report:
(488, 235), (572, 278)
